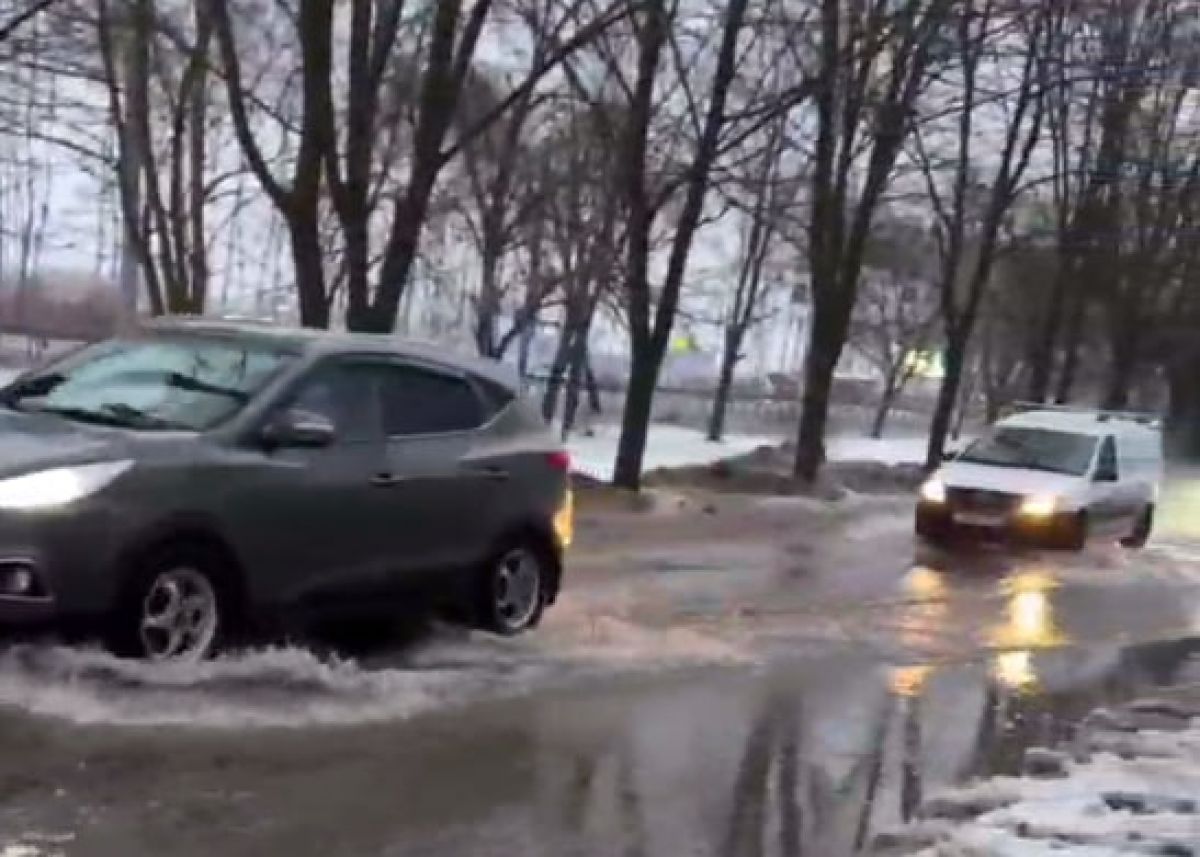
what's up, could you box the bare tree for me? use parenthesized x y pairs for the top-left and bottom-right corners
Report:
(605, 0), (755, 489)
(915, 0), (1048, 468)
(850, 216), (938, 439)
(539, 99), (623, 430)
(707, 115), (792, 443)
(1024, 1), (1099, 402)
(1097, 13), (1200, 409)
(210, 0), (334, 326)
(792, 0), (954, 482)
(211, 0), (631, 332)
(97, 0), (215, 316)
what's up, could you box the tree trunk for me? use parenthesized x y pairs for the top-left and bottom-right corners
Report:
(474, 240), (502, 356)
(1166, 351), (1200, 459)
(1026, 253), (1069, 401)
(612, 343), (661, 489)
(1102, 311), (1140, 410)
(562, 329), (588, 440)
(870, 377), (900, 440)
(1103, 349), (1136, 410)
(793, 305), (846, 481)
(926, 330), (967, 469)
(707, 328), (742, 442)
(290, 215), (330, 328)
(1054, 291), (1085, 403)
(518, 324), (535, 381)
(584, 353), (601, 415)
(952, 358), (976, 440)
(542, 318), (577, 423)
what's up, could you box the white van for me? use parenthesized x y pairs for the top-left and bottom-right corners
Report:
(916, 405), (1164, 550)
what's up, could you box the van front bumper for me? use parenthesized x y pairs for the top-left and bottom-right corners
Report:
(916, 502), (1084, 549)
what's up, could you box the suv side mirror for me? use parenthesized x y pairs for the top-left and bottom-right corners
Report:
(261, 409), (335, 449)
(1093, 465), (1118, 483)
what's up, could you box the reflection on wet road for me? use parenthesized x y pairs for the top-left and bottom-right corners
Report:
(2, 479), (1200, 856)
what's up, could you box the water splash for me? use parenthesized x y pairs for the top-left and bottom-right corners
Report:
(0, 598), (751, 730)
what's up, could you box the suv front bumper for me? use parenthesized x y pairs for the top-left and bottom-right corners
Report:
(0, 504), (126, 629)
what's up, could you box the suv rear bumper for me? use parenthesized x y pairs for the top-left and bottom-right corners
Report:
(0, 593), (57, 626)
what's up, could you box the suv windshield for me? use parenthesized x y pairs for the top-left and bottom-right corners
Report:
(958, 427), (1098, 477)
(1, 336), (294, 431)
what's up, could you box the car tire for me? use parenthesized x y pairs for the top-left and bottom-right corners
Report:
(1120, 505), (1155, 549)
(915, 510), (951, 547)
(108, 543), (231, 661)
(1063, 512), (1089, 552)
(916, 528), (949, 549)
(476, 538), (549, 636)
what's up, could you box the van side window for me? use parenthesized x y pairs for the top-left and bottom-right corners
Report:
(1096, 436), (1119, 482)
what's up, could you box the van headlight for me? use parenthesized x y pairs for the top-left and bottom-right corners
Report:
(0, 461), (133, 511)
(919, 478), (947, 504)
(1018, 495), (1059, 518)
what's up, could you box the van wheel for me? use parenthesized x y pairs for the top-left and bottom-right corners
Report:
(1062, 512), (1089, 552)
(108, 544), (230, 661)
(1120, 506), (1154, 549)
(476, 539), (548, 636)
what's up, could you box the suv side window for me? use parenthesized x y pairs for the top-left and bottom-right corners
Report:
(285, 362), (382, 444)
(380, 364), (484, 437)
(1096, 436), (1119, 482)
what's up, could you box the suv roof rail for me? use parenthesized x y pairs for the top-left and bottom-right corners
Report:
(1002, 400), (1162, 428)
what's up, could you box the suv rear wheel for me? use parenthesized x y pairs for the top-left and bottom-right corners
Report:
(477, 539), (549, 635)
(109, 544), (229, 661)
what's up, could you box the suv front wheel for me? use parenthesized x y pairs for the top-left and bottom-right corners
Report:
(109, 544), (229, 661)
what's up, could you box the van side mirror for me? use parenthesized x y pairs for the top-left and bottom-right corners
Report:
(1093, 465), (1118, 483)
(261, 408), (336, 449)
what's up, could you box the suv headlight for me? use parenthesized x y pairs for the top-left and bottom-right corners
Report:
(0, 461), (133, 511)
(1018, 495), (1058, 517)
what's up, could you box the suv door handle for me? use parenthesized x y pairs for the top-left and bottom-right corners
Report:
(370, 472), (403, 488)
(466, 465), (510, 482)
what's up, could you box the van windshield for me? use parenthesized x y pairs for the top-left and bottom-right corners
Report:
(958, 427), (1097, 477)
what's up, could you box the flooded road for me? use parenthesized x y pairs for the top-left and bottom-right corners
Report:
(2, 479), (1200, 856)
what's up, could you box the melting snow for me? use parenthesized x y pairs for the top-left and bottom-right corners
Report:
(567, 424), (926, 482)
(875, 698), (1200, 856)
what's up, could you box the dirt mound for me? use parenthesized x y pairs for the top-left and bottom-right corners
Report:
(827, 460), (926, 494)
(639, 444), (923, 499)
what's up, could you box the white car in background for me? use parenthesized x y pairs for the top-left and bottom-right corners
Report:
(916, 405), (1163, 550)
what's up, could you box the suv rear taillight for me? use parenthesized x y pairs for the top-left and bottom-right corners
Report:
(547, 450), (571, 473)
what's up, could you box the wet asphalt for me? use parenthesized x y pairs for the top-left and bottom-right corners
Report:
(2, 477), (1200, 856)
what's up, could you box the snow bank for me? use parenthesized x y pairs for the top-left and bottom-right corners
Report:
(874, 697), (1200, 856)
(567, 425), (779, 482)
(567, 424), (928, 482)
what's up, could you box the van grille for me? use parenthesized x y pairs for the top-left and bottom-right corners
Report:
(947, 488), (1021, 513)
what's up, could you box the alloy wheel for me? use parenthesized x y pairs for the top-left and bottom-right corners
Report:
(138, 567), (220, 662)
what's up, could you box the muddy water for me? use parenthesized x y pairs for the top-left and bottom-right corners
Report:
(0, 484), (1199, 856)
(0, 635), (1197, 857)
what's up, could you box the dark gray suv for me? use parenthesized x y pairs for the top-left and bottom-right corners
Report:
(0, 318), (572, 660)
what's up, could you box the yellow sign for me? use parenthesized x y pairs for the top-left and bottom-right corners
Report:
(903, 349), (945, 379)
